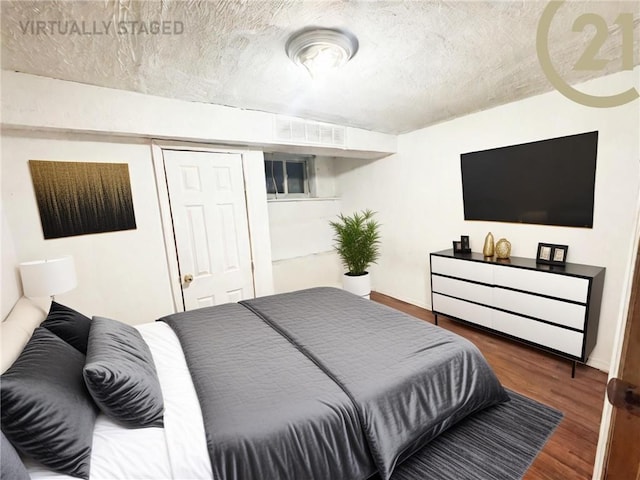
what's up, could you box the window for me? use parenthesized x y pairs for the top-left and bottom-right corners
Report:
(264, 153), (313, 198)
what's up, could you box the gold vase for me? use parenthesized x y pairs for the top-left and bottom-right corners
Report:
(483, 232), (494, 257)
(495, 238), (511, 259)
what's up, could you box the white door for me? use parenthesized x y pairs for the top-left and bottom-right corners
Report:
(162, 149), (254, 310)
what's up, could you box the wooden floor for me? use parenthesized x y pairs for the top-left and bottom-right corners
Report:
(371, 292), (608, 480)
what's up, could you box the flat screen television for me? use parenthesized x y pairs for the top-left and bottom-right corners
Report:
(461, 131), (598, 228)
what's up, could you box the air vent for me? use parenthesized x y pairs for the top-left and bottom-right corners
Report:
(332, 127), (345, 146)
(274, 116), (346, 147)
(319, 126), (333, 144)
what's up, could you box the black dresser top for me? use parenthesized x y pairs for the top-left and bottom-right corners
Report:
(431, 249), (605, 279)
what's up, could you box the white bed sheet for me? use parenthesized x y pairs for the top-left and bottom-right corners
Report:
(27, 321), (212, 480)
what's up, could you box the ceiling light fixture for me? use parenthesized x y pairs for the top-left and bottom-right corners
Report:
(286, 28), (359, 79)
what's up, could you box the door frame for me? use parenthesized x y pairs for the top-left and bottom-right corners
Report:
(151, 140), (274, 313)
(593, 190), (640, 478)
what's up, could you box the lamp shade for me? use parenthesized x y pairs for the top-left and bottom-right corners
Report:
(19, 256), (77, 298)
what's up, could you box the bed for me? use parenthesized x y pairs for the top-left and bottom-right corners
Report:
(1, 287), (509, 480)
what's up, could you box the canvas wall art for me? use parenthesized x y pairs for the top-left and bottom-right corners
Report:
(29, 160), (137, 239)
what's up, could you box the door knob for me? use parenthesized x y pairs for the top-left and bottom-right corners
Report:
(607, 378), (640, 416)
(183, 274), (194, 285)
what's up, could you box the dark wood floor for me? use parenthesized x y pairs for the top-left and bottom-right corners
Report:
(371, 291), (608, 480)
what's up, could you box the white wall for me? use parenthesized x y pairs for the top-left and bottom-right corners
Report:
(1, 205), (21, 319)
(1, 132), (277, 324)
(269, 199), (341, 262)
(268, 156), (343, 293)
(336, 70), (640, 371)
(268, 199), (343, 293)
(1, 132), (176, 323)
(241, 150), (275, 299)
(311, 156), (339, 198)
(0, 72), (398, 323)
(272, 252), (343, 293)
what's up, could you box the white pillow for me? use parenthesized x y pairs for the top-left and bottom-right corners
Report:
(1, 297), (48, 373)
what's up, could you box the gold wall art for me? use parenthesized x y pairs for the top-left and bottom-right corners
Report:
(29, 160), (137, 239)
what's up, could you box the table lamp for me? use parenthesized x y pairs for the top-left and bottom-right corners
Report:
(19, 256), (77, 300)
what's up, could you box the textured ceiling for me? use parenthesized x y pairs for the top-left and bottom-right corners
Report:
(1, 1), (639, 134)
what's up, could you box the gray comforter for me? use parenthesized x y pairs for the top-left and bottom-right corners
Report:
(161, 302), (374, 480)
(162, 287), (508, 480)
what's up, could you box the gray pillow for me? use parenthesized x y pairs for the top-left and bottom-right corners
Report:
(41, 301), (91, 354)
(0, 328), (97, 479)
(83, 316), (164, 428)
(1, 431), (29, 480)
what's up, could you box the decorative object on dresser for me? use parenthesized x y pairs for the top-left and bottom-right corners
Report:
(453, 235), (471, 254)
(430, 249), (605, 377)
(495, 238), (511, 259)
(536, 242), (568, 266)
(329, 210), (381, 299)
(482, 232), (495, 257)
(460, 235), (470, 252)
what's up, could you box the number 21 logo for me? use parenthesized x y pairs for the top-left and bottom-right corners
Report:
(537, 1), (638, 108)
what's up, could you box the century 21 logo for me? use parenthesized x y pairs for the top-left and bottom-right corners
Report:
(537, 0), (638, 108)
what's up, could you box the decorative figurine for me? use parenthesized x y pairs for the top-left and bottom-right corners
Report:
(495, 238), (511, 259)
(483, 232), (495, 257)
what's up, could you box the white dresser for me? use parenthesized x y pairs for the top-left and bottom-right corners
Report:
(430, 249), (605, 376)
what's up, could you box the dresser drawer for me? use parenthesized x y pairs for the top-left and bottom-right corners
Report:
(432, 275), (493, 306)
(431, 256), (493, 284)
(493, 266), (589, 303)
(493, 288), (587, 331)
(493, 310), (584, 358)
(432, 293), (492, 328)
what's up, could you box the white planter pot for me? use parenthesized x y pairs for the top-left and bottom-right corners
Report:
(342, 273), (371, 299)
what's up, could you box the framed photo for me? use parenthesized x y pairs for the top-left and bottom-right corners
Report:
(538, 244), (552, 261)
(552, 245), (568, 263)
(536, 242), (569, 266)
(460, 235), (470, 251)
(453, 236), (471, 254)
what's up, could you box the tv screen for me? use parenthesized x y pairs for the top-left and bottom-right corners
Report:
(461, 131), (598, 228)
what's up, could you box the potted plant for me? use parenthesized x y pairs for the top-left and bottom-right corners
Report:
(329, 209), (381, 298)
